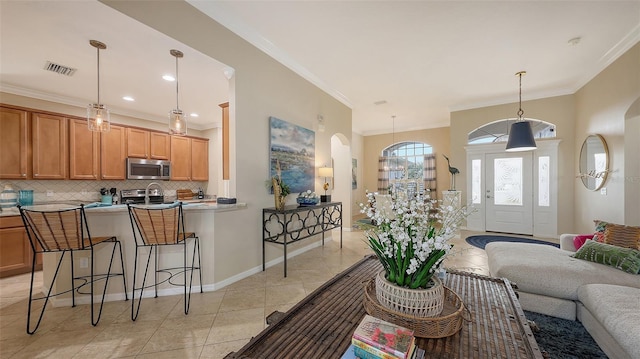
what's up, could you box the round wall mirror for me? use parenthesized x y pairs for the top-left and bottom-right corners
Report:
(579, 134), (609, 191)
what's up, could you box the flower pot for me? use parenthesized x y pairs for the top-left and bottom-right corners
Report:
(375, 270), (444, 317)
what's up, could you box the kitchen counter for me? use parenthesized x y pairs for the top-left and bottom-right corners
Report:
(0, 200), (246, 217)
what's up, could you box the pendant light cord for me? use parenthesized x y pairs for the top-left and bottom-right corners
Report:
(175, 55), (180, 110)
(517, 71), (525, 120)
(96, 45), (100, 104)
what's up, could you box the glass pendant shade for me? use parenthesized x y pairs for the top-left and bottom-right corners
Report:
(169, 109), (187, 136)
(87, 103), (111, 132)
(506, 121), (536, 152)
(87, 40), (110, 132)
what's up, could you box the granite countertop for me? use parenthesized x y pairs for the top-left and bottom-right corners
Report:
(0, 200), (246, 217)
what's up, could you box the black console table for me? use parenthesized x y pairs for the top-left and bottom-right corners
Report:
(262, 202), (342, 277)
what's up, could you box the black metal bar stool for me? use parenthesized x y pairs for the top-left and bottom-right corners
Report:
(127, 202), (202, 321)
(18, 204), (128, 334)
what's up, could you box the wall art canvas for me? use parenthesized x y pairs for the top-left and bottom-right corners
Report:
(352, 158), (358, 189)
(269, 116), (315, 194)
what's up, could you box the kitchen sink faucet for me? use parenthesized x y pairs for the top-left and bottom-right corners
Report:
(145, 182), (162, 205)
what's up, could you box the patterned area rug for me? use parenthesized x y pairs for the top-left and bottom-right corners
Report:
(465, 235), (560, 250)
(525, 311), (608, 358)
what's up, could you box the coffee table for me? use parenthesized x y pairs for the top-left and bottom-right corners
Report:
(225, 255), (544, 359)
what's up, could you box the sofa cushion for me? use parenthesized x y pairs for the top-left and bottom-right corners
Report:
(603, 223), (640, 250)
(486, 242), (640, 301)
(593, 220), (609, 242)
(578, 284), (640, 358)
(572, 240), (640, 274)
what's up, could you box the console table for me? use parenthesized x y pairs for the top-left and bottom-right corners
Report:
(262, 202), (342, 277)
(228, 255), (543, 359)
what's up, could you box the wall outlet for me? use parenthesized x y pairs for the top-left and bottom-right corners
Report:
(79, 257), (89, 268)
(46, 190), (54, 197)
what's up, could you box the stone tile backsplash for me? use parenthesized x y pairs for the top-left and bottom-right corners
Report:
(0, 180), (207, 204)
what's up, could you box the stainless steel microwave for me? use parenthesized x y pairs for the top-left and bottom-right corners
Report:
(126, 158), (171, 180)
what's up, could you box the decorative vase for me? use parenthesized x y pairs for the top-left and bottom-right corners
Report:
(375, 270), (444, 317)
(0, 185), (18, 211)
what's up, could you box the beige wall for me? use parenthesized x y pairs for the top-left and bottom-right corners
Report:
(574, 42), (640, 231)
(103, 1), (352, 282)
(363, 127), (450, 201)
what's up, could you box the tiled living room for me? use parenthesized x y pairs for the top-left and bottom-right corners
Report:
(0, 228), (494, 359)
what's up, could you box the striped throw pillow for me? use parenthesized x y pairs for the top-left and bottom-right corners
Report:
(603, 223), (640, 250)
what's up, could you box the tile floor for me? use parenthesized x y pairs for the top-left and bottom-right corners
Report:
(0, 228), (492, 359)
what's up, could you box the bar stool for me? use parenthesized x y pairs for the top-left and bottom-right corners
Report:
(127, 202), (202, 321)
(18, 204), (128, 334)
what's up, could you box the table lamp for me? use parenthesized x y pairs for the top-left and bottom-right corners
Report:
(319, 167), (334, 202)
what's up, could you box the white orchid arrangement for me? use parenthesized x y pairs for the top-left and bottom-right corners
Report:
(360, 191), (472, 289)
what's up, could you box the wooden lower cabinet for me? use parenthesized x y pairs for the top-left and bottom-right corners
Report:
(0, 215), (41, 278)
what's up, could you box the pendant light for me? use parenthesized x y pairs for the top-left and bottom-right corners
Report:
(87, 40), (111, 132)
(505, 71), (536, 152)
(169, 49), (187, 136)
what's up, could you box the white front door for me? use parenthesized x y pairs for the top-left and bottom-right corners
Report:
(485, 152), (533, 235)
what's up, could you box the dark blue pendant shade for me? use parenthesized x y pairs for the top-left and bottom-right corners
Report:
(506, 121), (537, 152)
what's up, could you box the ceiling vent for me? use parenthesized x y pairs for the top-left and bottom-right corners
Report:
(43, 61), (77, 76)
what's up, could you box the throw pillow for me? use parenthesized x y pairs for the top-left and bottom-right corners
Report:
(603, 223), (640, 250)
(593, 220), (608, 242)
(572, 240), (640, 274)
(573, 234), (594, 250)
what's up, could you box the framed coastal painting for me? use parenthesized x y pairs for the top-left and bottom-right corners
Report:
(352, 158), (358, 189)
(269, 116), (315, 193)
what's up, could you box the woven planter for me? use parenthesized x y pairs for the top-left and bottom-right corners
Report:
(375, 270), (444, 317)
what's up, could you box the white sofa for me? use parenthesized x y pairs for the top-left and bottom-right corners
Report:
(486, 235), (640, 359)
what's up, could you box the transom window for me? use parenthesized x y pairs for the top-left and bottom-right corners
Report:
(468, 118), (556, 145)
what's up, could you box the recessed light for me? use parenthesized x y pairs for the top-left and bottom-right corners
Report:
(568, 37), (581, 46)
(163, 74), (175, 81)
(190, 113), (199, 117)
(122, 96), (135, 102)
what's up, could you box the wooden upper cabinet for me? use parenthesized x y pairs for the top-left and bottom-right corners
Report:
(32, 112), (67, 180)
(150, 132), (170, 160)
(220, 102), (230, 180)
(0, 107), (29, 179)
(127, 128), (170, 160)
(170, 136), (191, 181)
(126, 128), (149, 159)
(69, 119), (99, 180)
(101, 125), (126, 180)
(191, 138), (209, 181)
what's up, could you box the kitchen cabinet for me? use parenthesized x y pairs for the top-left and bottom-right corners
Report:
(170, 136), (208, 181)
(170, 136), (191, 181)
(0, 215), (41, 278)
(101, 125), (127, 180)
(69, 118), (99, 180)
(150, 132), (171, 160)
(219, 102), (229, 180)
(191, 138), (209, 181)
(0, 106), (29, 179)
(127, 129), (170, 160)
(32, 112), (67, 179)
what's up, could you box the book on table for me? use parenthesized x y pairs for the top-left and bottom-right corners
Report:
(352, 314), (415, 359)
(342, 343), (425, 359)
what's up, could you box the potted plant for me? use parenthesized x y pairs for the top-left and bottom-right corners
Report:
(360, 191), (472, 317)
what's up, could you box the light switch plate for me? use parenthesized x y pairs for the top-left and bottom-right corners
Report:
(600, 188), (607, 195)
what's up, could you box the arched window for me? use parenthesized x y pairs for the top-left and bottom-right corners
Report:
(378, 142), (435, 196)
(468, 119), (556, 145)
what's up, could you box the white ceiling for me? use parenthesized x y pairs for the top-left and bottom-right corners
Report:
(2, 1), (639, 135)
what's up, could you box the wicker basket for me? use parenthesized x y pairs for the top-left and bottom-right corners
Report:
(375, 270), (444, 317)
(364, 279), (466, 338)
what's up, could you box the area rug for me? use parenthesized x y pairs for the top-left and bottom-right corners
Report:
(525, 310), (607, 358)
(352, 218), (375, 230)
(465, 235), (560, 250)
